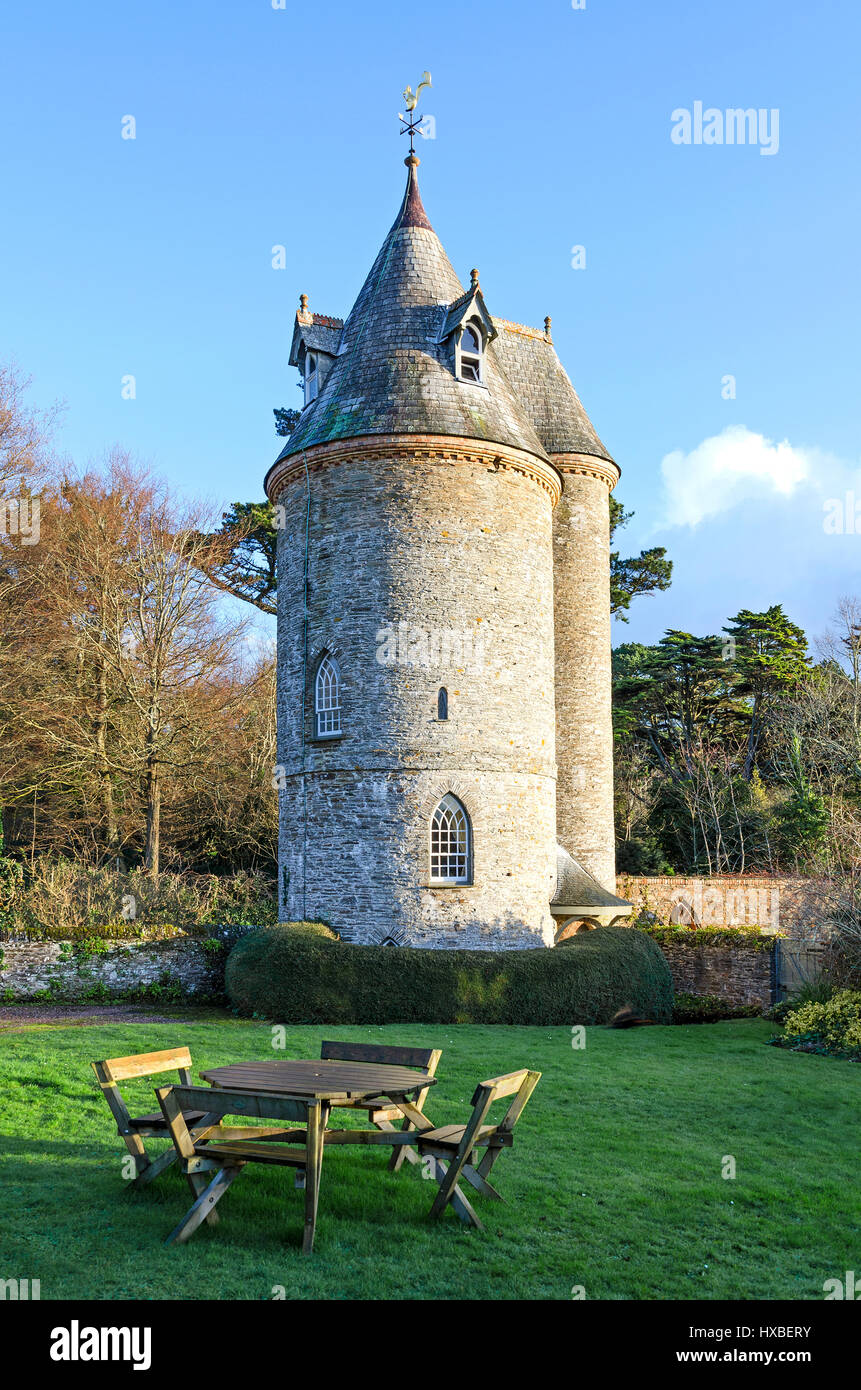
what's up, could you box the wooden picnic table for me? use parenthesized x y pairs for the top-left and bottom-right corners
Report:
(199, 1057), (436, 1109)
(186, 1057), (438, 1252)
(199, 1059), (437, 1150)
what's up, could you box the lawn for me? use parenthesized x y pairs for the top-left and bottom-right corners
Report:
(0, 1013), (858, 1300)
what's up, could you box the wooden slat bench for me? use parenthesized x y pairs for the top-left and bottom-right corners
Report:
(416, 1069), (541, 1229)
(91, 1046), (217, 1188)
(320, 1040), (441, 1171)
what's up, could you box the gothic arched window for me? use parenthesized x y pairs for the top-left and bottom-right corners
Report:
(437, 687), (448, 720)
(429, 793), (471, 884)
(315, 653), (341, 737)
(304, 352), (318, 405)
(458, 321), (482, 382)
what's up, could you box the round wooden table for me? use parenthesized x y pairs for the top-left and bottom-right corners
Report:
(199, 1057), (436, 1103)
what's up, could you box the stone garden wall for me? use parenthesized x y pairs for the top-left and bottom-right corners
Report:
(652, 936), (774, 1008)
(0, 936), (222, 1002)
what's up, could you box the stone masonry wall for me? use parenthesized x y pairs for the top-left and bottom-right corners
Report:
(553, 461), (617, 890)
(272, 436), (560, 948)
(656, 938), (774, 1008)
(0, 937), (221, 1002)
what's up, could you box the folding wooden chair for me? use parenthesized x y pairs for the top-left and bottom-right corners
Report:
(320, 1040), (441, 1171)
(91, 1047), (214, 1188)
(416, 1069), (541, 1229)
(156, 1084), (326, 1254)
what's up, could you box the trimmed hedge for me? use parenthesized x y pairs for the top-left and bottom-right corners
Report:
(225, 921), (674, 1025)
(642, 925), (777, 951)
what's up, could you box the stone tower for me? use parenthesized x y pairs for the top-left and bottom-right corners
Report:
(265, 155), (628, 947)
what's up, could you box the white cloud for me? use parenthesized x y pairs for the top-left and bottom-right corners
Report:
(660, 425), (811, 527)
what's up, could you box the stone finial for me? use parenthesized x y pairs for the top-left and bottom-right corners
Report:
(544, 315), (552, 340)
(299, 293), (309, 313)
(470, 268), (480, 290)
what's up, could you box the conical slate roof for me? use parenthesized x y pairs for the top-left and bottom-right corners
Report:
(273, 157), (551, 465)
(491, 323), (615, 465)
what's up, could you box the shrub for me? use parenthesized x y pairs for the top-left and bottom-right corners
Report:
(225, 922), (674, 1026)
(642, 925), (776, 951)
(672, 992), (763, 1024)
(765, 979), (835, 1024)
(776, 988), (861, 1059)
(0, 862), (277, 941)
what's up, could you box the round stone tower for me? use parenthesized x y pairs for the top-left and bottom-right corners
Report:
(265, 155), (625, 947)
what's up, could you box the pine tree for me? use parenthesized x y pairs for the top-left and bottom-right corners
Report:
(723, 606), (809, 779)
(610, 497), (673, 620)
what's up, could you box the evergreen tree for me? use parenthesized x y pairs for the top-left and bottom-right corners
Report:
(274, 407), (301, 438)
(614, 630), (742, 779)
(197, 502), (278, 615)
(610, 497), (673, 621)
(723, 605), (809, 779)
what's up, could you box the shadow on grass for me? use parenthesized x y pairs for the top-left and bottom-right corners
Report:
(0, 1129), (456, 1265)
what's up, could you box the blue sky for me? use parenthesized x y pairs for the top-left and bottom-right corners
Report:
(2, 0), (859, 651)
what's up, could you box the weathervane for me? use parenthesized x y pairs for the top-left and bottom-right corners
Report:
(398, 71), (432, 154)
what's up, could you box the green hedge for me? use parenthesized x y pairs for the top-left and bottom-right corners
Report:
(643, 925), (776, 952)
(225, 922), (674, 1025)
(672, 992), (764, 1024)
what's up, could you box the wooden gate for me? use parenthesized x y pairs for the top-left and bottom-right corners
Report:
(774, 939), (825, 1001)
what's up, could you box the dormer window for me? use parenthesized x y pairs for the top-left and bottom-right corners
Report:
(458, 322), (483, 383)
(304, 352), (318, 405)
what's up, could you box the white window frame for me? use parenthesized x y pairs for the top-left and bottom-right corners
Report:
(457, 320), (483, 384)
(314, 653), (341, 738)
(304, 352), (318, 405)
(429, 793), (471, 885)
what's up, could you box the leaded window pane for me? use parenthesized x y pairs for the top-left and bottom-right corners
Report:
(430, 793), (470, 884)
(315, 654), (341, 736)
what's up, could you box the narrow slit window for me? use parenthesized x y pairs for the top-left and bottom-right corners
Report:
(429, 793), (470, 884)
(437, 687), (448, 720)
(315, 653), (341, 737)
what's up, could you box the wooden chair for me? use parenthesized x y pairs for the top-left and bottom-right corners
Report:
(320, 1040), (441, 1171)
(156, 1084), (325, 1254)
(416, 1069), (541, 1229)
(91, 1047), (213, 1188)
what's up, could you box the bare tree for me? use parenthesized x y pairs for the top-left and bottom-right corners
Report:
(108, 476), (247, 876)
(0, 361), (58, 496)
(818, 595), (861, 755)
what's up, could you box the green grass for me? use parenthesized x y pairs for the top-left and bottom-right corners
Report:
(1, 1013), (858, 1300)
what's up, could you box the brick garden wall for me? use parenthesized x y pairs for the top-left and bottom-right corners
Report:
(617, 875), (833, 939)
(0, 927), (777, 1010)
